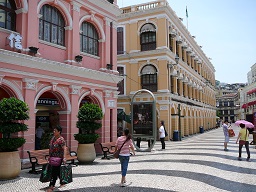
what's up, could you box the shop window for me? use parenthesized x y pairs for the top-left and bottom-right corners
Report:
(140, 65), (157, 92)
(140, 23), (156, 51)
(117, 66), (125, 95)
(80, 21), (99, 56)
(0, 0), (16, 31)
(39, 4), (65, 46)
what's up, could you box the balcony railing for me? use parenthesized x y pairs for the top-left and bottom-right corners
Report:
(121, 0), (168, 13)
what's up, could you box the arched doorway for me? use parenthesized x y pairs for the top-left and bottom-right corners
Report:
(35, 91), (67, 149)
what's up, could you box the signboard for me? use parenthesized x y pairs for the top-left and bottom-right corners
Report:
(131, 89), (156, 152)
(133, 103), (153, 136)
(37, 98), (59, 106)
(8, 33), (23, 50)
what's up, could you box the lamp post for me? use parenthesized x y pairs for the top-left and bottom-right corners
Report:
(167, 55), (179, 91)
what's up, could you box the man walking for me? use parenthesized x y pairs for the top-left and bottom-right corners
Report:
(222, 120), (229, 151)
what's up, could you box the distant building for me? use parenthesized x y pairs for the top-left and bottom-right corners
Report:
(117, 0), (216, 139)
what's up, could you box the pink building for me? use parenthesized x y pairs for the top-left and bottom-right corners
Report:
(0, 0), (122, 162)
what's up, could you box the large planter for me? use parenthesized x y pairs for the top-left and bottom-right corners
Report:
(77, 143), (96, 163)
(0, 151), (21, 180)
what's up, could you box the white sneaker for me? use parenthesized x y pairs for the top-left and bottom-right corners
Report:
(120, 183), (126, 187)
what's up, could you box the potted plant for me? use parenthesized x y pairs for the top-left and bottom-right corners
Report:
(0, 97), (29, 179)
(74, 103), (103, 163)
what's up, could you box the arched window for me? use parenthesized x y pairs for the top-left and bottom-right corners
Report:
(0, 0), (16, 31)
(141, 65), (157, 92)
(39, 4), (65, 46)
(80, 21), (99, 56)
(140, 23), (156, 51)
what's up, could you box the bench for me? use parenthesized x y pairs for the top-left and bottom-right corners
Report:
(99, 141), (116, 159)
(27, 149), (49, 174)
(27, 147), (78, 174)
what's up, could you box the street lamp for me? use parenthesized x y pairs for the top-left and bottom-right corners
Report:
(167, 55), (179, 68)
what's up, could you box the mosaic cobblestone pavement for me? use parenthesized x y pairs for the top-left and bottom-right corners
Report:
(1, 124), (256, 192)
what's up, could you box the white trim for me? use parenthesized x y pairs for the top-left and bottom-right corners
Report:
(34, 86), (71, 113)
(78, 91), (105, 114)
(1, 79), (24, 101)
(79, 15), (106, 42)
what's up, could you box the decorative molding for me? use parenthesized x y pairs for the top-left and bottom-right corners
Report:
(15, 8), (28, 14)
(70, 85), (81, 95)
(22, 78), (39, 90)
(104, 90), (112, 98)
(71, 1), (81, 12)
(0, 49), (123, 84)
(0, 75), (5, 84)
(51, 82), (58, 91)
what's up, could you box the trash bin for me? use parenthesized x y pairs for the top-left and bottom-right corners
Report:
(199, 126), (204, 133)
(173, 130), (179, 141)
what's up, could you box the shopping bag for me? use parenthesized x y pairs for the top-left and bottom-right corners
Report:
(228, 129), (235, 137)
(60, 164), (73, 184)
(39, 164), (52, 183)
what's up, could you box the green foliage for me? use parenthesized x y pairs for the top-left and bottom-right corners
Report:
(40, 131), (53, 149)
(0, 97), (29, 151)
(0, 97), (29, 122)
(0, 122), (28, 133)
(77, 103), (103, 121)
(74, 133), (99, 144)
(74, 103), (103, 144)
(0, 138), (26, 152)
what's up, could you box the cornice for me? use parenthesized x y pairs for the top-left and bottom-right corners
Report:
(0, 49), (122, 85)
(76, 0), (122, 20)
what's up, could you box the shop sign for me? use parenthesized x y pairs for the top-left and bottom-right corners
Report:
(37, 98), (59, 106)
(7, 33), (23, 50)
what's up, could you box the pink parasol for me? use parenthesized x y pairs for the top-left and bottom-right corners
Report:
(235, 120), (254, 128)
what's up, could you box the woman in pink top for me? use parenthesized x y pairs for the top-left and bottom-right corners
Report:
(115, 128), (135, 187)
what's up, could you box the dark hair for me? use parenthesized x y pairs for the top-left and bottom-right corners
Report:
(240, 123), (245, 128)
(161, 120), (165, 125)
(36, 123), (41, 128)
(224, 120), (228, 123)
(55, 125), (62, 133)
(124, 128), (131, 140)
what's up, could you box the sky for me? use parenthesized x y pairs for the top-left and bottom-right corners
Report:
(117, 0), (256, 84)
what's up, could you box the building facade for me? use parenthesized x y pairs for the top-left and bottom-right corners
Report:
(239, 63), (256, 122)
(116, 0), (216, 139)
(0, 0), (122, 161)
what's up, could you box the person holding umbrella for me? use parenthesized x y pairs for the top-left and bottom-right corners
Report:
(235, 123), (250, 161)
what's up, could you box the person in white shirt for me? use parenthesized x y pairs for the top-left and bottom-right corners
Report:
(159, 120), (166, 150)
(35, 123), (44, 149)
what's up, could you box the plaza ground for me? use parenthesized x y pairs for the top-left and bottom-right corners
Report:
(1, 124), (256, 191)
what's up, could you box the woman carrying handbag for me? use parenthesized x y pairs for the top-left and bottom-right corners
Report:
(236, 123), (250, 161)
(115, 128), (135, 187)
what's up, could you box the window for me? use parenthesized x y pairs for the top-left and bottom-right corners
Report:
(169, 35), (173, 52)
(176, 41), (179, 57)
(140, 23), (156, 51)
(80, 21), (99, 56)
(141, 65), (157, 92)
(117, 27), (124, 54)
(0, 0), (16, 31)
(39, 4), (65, 46)
(117, 66), (124, 95)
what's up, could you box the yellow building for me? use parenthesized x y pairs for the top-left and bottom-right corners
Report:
(117, 0), (216, 140)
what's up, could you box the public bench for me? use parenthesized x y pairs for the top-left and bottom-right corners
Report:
(99, 141), (116, 159)
(27, 147), (77, 174)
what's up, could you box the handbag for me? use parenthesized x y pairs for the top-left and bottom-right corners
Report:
(113, 138), (129, 158)
(60, 164), (73, 184)
(49, 157), (62, 166)
(228, 129), (235, 137)
(164, 127), (168, 137)
(39, 164), (52, 183)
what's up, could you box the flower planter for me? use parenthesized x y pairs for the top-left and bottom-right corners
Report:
(0, 151), (21, 180)
(77, 143), (96, 163)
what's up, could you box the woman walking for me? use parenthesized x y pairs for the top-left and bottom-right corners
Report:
(236, 123), (250, 161)
(47, 126), (67, 192)
(115, 128), (135, 187)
